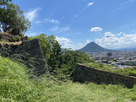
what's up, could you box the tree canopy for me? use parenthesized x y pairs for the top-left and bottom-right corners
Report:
(30, 33), (92, 80)
(0, 0), (12, 5)
(0, 1), (31, 32)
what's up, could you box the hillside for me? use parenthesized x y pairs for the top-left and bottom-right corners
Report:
(79, 42), (112, 52)
(0, 56), (136, 101)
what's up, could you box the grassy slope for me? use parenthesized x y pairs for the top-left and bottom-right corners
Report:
(0, 57), (136, 102)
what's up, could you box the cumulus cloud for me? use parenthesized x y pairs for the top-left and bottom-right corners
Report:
(117, 32), (123, 36)
(25, 8), (40, 22)
(95, 32), (136, 49)
(90, 27), (102, 32)
(104, 32), (116, 37)
(45, 19), (59, 24)
(87, 2), (94, 6)
(55, 36), (74, 48)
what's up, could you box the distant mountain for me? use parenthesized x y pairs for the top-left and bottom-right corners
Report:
(115, 47), (136, 51)
(79, 42), (113, 52)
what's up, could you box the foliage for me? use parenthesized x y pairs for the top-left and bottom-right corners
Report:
(29, 33), (58, 61)
(129, 71), (136, 76)
(0, 2), (31, 32)
(1, 57), (136, 102)
(30, 33), (92, 80)
(58, 49), (92, 76)
(84, 63), (136, 76)
(126, 63), (132, 66)
(0, 0), (12, 5)
(12, 35), (21, 42)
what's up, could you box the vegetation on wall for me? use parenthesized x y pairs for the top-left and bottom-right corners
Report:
(84, 63), (136, 76)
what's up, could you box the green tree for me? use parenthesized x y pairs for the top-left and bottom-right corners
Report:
(0, 2), (31, 32)
(59, 49), (91, 75)
(29, 33), (51, 60)
(0, 0), (12, 5)
(30, 34), (62, 64)
(30, 33), (92, 80)
(47, 36), (62, 71)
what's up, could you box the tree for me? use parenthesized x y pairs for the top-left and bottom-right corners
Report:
(30, 34), (62, 64)
(29, 33), (51, 60)
(0, 0), (12, 5)
(0, 2), (31, 32)
(30, 33), (93, 80)
(47, 36), (62, 70)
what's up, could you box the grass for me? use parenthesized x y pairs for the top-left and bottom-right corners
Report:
(84, 62), (136, 76)
(0, 56), (136, 102)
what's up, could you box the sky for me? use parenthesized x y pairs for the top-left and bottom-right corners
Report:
(11, 0), (136, 50)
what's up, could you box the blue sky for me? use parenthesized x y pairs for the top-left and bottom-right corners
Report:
(12, 0), (136, 50)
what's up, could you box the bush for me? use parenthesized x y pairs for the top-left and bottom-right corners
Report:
(12, 35), (21, 42)
(99, 63), (104, 68)
(129, 71), (136, 76)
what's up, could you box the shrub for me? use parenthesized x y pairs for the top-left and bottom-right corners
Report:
(12, 35), (21, 42)
(129, 71), (136, 76)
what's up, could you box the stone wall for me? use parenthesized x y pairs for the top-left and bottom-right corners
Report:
(0, 39), (48, 76)
(0, 33), (27, 42)
(72, 63), (136, 88)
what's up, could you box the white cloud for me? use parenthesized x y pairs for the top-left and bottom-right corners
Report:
(55, 36), (74, 48)
(95, 32), (136, 49)
(87, 2), (94, 6)
(78, 43), (84, 48)
(45, 19), (59, 24)
(26, 32), (36, 37)
(86, 39), (90, 44)
(77, 39), (91, 49)
(117, 32), (123, 36)
(51, 26), (70, 33)
(74, 2), (94, 18)
(25, 8), (40, 22)
(90, 27), (102, 32)
(104, 32), (116, 37)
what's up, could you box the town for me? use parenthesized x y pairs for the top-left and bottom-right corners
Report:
(87, 51), (136, 69)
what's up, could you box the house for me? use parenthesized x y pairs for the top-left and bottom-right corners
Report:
(102, 60), (108, 64)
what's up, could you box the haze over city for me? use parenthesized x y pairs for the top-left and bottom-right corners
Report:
(12, 0), (136, 50)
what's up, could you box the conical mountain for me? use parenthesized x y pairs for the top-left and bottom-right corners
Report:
(79, 42), (112, 52)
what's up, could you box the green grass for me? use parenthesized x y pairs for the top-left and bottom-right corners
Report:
(84, 62), (136, 76)
(0, 57), (136, 102)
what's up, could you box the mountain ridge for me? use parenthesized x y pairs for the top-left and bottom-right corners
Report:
(79, 42), (113, 52)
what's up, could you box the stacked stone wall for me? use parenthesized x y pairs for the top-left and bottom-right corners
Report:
(72, 63), (136, 88)
(0, 39), (48, 76)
